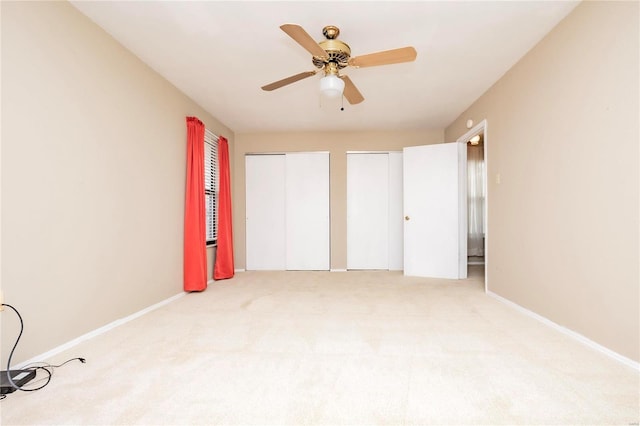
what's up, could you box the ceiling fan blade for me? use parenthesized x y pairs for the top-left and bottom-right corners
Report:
(280, 24), (328, 59)
(348, 46), (417, 68)
(261, 71), (317, 91)
(341, 75), (364, 105)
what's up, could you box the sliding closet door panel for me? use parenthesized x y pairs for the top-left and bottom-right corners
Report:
(245, 155), (286, 270)
(388, 152), (404, 271)
(347, 153), (389, 269)
(285, 152), (330, 270)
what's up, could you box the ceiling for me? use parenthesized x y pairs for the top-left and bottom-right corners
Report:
(70, 1), (579, 133)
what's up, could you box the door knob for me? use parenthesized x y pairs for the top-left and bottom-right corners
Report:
(405, 215), (410, 221)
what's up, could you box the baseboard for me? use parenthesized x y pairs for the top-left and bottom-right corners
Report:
(330, 269), (347, 272)
(14, 292), (186, 369)
(487, 291), (639, 372)
(234, 269), (245, 273)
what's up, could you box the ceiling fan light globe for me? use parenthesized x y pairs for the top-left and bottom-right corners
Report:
(320, 75), (345, 97)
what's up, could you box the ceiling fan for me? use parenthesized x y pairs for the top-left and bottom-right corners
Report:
(261, 24), (417, 105)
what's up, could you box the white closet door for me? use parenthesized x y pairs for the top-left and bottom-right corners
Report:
(347, 153), (389, 269)
(245, 155), (286, 270)
(388, 152), (404, 270)
(285, 152), (330, 270)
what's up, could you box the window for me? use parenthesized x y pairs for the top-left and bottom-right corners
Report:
(204, 129), (218, 245)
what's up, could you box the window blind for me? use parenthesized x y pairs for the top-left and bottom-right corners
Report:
(204, 129), (219, 244)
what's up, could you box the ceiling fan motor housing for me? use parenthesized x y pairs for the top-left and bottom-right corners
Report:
(312, 26), (351, 70)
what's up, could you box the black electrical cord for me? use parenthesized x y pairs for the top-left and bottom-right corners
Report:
(2, 303), (85, 396)
(1, 303), (39, 392)
(30, 358), (86, 369)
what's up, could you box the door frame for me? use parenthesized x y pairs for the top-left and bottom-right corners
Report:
(456, 119), (489, 293)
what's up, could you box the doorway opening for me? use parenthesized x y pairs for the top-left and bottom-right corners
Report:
(457, 120), (488, 292)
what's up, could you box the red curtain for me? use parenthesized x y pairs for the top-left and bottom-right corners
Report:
(184, 117), (207, 292)
(214, 136), (234, 280)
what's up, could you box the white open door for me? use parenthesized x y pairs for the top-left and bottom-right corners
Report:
(403, 143), (467, 279)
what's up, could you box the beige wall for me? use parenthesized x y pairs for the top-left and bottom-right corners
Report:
(445, 1), (639, 362)
(233, 130), (444, 271)
(1, 1), (234, 363)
